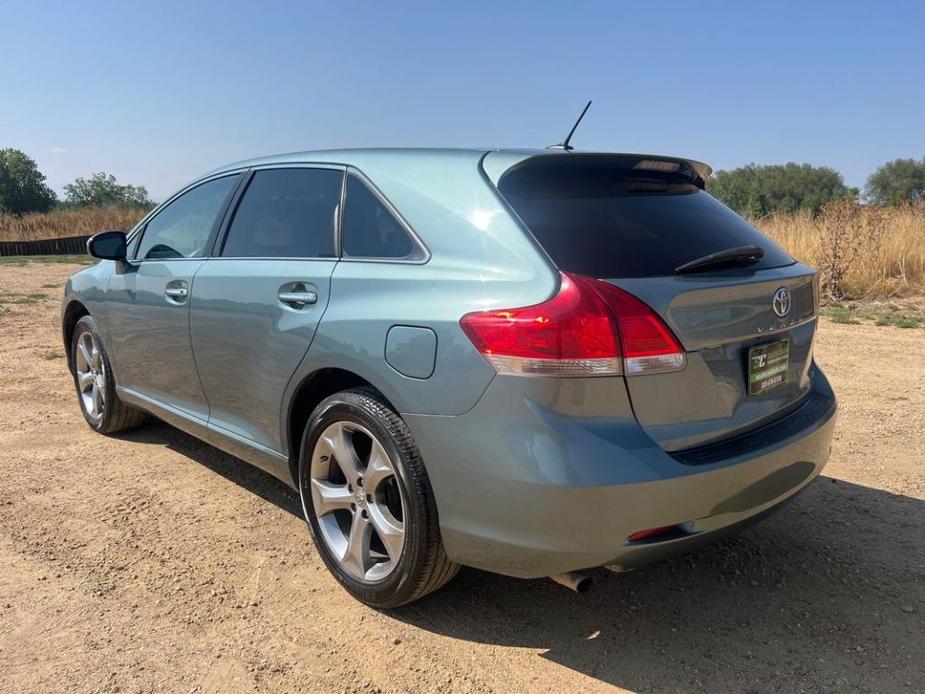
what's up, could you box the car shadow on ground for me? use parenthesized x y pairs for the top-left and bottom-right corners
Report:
(121, 419), (305, 517)
(121, 420), (924, 693)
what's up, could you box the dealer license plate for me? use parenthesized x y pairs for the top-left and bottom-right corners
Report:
(748, 340), (789, 395)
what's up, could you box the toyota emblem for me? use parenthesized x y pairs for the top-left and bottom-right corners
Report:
(772, 287), (792, 317)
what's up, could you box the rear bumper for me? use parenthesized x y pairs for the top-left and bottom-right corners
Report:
(404, 366), (836, 578)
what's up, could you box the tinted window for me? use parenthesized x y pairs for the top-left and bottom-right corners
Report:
(342, 174), (420, 259)
(221, 168), (342, 258)
(497, 158), (794, 278)
(136, 175), (240, 260)
(126, 230), (141, 258)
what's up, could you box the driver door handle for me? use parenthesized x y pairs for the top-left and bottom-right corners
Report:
(278, 290), (318, 307)
(164, 286), (189, 299)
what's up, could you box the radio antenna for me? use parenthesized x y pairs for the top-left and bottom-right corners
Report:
(546, 100), (592, 151)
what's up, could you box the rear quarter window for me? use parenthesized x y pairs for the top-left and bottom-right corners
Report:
(341, 174), (424, 260)
(496, 157), (794, 278)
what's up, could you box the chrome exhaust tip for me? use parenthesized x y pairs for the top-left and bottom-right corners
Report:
(549, 571), (593, 593)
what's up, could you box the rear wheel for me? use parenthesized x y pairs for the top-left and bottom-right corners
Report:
(298, 388), (458, 607)
(71, 316), (145, 434)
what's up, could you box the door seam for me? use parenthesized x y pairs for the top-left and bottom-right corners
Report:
(187, 259), (214, 421)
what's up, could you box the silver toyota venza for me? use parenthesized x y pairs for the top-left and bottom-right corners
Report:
(63, 148), (836, 606)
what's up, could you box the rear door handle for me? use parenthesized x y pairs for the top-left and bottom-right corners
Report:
(278, 290), (318, 307)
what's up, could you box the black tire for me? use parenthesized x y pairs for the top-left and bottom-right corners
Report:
(298, 388), (458, 608)
(70, 315), (146, 434)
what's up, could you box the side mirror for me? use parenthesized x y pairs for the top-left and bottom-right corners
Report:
(87, 230), (127, 261)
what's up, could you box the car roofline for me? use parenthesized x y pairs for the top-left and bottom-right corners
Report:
(202, 147), (712, 181)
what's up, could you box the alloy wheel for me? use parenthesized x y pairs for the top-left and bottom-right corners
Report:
(75, 331), (106, 421)
(309, 421), (407, 582)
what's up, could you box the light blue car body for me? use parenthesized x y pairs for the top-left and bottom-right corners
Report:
(63, 148), (836, 578)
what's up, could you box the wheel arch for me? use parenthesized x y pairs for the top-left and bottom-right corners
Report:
(285, 368), (398, 485)
(62, 300), (90, 372)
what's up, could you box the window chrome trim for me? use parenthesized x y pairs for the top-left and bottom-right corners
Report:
(131, 257), (207, 263)
(205, 257), (339, 262)
(339, 166), (431, 265)
(246, 162), (346, 172)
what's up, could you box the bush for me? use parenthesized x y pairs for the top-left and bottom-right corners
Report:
(64, 172), (152, 208)
(814, 199), (886, 300)
(864, 157), (925, 206)
(708, 163), (856, 218)
(0, 148), (57, 215)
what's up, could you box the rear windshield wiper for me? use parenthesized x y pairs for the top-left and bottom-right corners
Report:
(674, 245), (764, 274)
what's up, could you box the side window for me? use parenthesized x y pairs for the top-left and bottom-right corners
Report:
(221, 168), (342, 258)
(136, 174), (240, 260)
(341, 174), (422, 259)
(125, 230), (141, 258)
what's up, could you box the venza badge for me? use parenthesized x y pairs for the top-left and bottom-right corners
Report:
(772, 287), (792, 318)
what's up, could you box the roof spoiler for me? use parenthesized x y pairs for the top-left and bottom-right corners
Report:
(489, 152), (713, 189)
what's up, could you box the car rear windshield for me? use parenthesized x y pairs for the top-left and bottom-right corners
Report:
(496, 157), (794, 278)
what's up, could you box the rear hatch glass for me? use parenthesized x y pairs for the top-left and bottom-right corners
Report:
(495, 154), (794, 278)
(494, 154), (816, 451)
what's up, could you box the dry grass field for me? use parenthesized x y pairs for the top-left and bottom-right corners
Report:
(0, 261), (923, 693)
(0, 206), (147, 242)
(757, 202), (925, 299)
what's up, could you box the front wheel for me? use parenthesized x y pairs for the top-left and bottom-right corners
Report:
(298, 388), (458, 607)
(70, 316), (145, 434)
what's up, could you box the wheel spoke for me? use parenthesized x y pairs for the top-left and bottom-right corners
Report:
(91, 384), (102, 416)
(77, 340), (92, 370)
(311, 479), (353, 516)
(78, 371), (94, 391)
(341, 512), (371, 578)
(364, 440), (393, 494)
(322, 423), (362, 484)
(91, 345), (101, 371)
(368, 505), (404, 561)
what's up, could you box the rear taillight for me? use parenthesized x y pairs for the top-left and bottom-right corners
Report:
(460, 272), (685, 377)
(459, 274), (621, 376)
(583, 277), (687, 375)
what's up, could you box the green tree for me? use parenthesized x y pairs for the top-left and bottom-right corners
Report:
(864, 157), (925, 206)
(0, 148), (57, 214)
(707, 163), (856, 218)
(64, 172), (152, 207)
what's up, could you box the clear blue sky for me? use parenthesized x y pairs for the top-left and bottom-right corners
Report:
(2, 1), (922, 200)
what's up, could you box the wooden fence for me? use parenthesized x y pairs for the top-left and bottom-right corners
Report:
(0, 235), (91, 257)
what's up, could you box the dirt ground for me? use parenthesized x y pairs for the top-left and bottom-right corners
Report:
(1, 262), (922, 694)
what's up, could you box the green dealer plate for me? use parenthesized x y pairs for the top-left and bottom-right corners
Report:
(748, 339), (789, 395)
